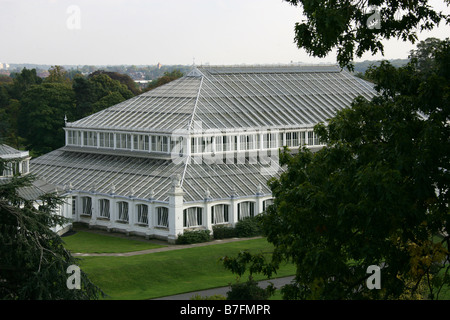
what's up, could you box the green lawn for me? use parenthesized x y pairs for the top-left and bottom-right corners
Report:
(69, 237), (295, 300)
(62, 230), (166, 253)
(63, 230), (449, 300)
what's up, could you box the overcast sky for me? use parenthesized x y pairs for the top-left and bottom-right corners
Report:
(1, 0), (449, 66)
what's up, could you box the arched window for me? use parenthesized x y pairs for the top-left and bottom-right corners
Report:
(136, 204), (149, 225)
(117, 201), (129, 222)
(183, 207), (202, 227)
(262, 199), (274, 212)
(237, 201), (255, 220)
(211, 204), (229, 225)
(99, 199), (110, 219)
(156, 207), (169, 227)
(81, 196), (92, 216)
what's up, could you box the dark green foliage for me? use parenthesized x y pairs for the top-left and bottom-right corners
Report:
(176, 229), (211, 244)
(9, 68), (43, 100)
(18, 83), (76, 156)
(285, 0), (448, 70)
(0, 66), (137, 155)
(222, 39), (450, 300)
(144, 70), (183, 92)
(89, 70), (140, 95)
(226, 276), (275, 300)
(212, 217), (262, 239)
(212, 225), (237, 239)
(73, 73), (134, 119)
(234, 217), (262, 238)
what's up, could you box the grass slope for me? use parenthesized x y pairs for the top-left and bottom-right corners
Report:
(62, 230), (166, 253)
(72, 238), (295, 300)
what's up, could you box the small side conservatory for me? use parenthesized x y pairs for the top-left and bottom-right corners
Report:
(0, 144), (72, 235)
(30, 65), (375, 242)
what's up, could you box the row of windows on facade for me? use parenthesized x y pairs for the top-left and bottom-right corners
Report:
(76, 196), (273, 228)
(0, 159), (30, 178)
(66, 130), (323, 154)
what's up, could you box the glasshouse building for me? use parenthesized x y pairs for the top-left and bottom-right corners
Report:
(30, 65), (375, 242)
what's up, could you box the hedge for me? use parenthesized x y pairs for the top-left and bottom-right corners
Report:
(176, 229), (211, 244)
(213, 217), (262, 240)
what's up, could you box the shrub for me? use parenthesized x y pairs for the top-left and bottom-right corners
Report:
(176, 229), (211, 244)
(226, 276), (275, 300)
(212, 225), (237, 239)
(234, 217), (261, 238)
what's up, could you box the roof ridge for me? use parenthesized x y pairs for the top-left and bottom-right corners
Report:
(196, 64), (341, 74)
(187, 75), (204, 131)
(181, 74), (204, 188)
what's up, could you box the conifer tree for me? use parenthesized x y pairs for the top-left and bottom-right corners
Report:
(0, 158), (103, 300)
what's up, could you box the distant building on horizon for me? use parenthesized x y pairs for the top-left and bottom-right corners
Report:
(30, 64), (375, 243)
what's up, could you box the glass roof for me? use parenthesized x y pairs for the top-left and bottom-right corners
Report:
(31, 149), (279, 202)
(66, 65), (375, 134)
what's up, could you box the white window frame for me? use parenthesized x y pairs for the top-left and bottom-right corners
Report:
(211, 204), (229, 225)
(99, 199), (110, 219)
(81, 196), (92, 216)
(117, 201), (129, 222)
(156, 207), (169, 227)
(237, 201), (255, 220)
(136, 204), (149, 225)
(183, 207), (203, 228)
(84, 131), (97, 147)
(99, 132), (114, 148)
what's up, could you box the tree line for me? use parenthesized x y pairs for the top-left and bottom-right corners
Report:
(0, 67), (183, 157)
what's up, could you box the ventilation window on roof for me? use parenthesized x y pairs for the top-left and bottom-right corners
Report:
(84, 131), (97, 147)
(286, 132), (299, 148)
(263, 133), (277, 149)
(67, 130), (81, 146)
(99, 132), (114, 148)
(134, 134), (149, 151)
(117, 133), (131, 150)
(152, 136), (168, 153)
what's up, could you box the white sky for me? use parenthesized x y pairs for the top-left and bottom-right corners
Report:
(0, 0), (449, 66)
